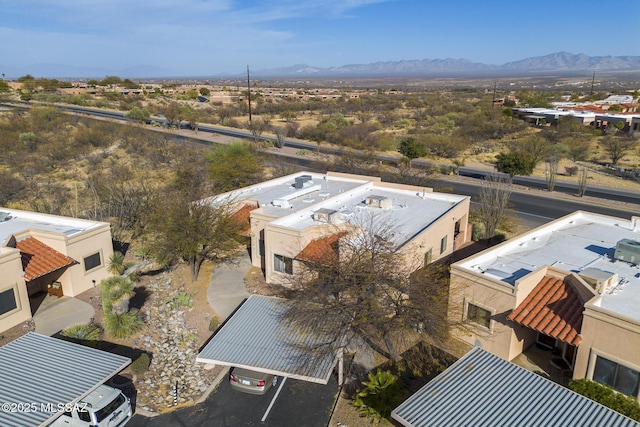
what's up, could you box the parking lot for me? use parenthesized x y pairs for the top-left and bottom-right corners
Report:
(127, 371), (339, 426)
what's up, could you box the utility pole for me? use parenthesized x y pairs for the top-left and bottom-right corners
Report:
(492, 81), (497, 108)
(247, 65), (252, 125)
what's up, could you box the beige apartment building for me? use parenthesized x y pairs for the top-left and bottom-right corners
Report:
(449, 211), (640, 399)
(0, 209), (114, 333)
(211, 171), (471, 285)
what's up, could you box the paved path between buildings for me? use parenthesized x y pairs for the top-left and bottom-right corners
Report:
(207, 252), (251, 321)
(32, 295), (95, 336)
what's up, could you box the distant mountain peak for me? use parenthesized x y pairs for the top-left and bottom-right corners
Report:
(2, 52), (639, 79)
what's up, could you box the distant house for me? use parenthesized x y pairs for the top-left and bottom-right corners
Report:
(207, 171), (471, 285)
(0, 208), (114, 333)
(449, 211), (640, 400)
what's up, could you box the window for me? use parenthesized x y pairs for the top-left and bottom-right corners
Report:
(467, 303), (491, 329)
(274, 254), (293, 275)
(0, 287), (18, 317)
(424, 249), (433, 266)
(593, 356), (640, 396)
(440, 235), (448, 254)
(83, 252), (102, 272)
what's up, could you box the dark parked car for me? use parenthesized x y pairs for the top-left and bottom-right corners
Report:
(229, 367), (278, 395)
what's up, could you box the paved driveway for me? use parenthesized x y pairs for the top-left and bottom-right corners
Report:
(127, 372), (338, 427)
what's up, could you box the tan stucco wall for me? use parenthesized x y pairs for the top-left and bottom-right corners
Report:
(575, 305), (640, 398)
(402, 199), (470, 263)
(264, 224), (306, 284)
(63, 224), (114, 296)
(449, 265), (598, 363)
(249, 210), (277, 270)
(449, 267), (522, 360)
(17, 223), (114, 297)
(0, 248), (31, 332)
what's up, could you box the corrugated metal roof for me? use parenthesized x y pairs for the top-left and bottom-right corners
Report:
(0, 333), (131, 427)
(392, 347), (640, 427)
(197, 295), (339, 384)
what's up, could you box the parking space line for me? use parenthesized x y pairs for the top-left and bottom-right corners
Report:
(261, 377), (287, 422)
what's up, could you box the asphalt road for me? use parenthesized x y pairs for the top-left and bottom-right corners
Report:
(5, 101), (640, 224)
(438, 180), (640, 224)
(126, 373), (338, 427)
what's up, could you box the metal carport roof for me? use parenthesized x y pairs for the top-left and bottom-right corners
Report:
(0, 333), (131, 427)
(392, 346), (640, 427)
(196, 295), (341, 384)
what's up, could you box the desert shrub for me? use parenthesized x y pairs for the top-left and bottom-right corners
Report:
(130, 353), (151, 376)
(209, 317), (219, 332)
(472, 223), (482, 241)
(100, 276), (135, 314)
(565, 166), (579, 176)
(104, 309), (143, 339)
(108, 251), (126, 275)
(353, 370), (404, 423)
(61, 323), (101, 347)
(569, 379), (640, 422)
(168, 291), (194, 310)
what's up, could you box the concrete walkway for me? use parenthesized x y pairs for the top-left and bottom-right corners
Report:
(207, 252), (251, 321)
(32, 295), (95, 336)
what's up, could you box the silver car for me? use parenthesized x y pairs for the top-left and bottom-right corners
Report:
(229, 367), (278, 395)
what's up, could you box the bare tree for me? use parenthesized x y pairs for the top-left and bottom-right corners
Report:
(273, 126), (286, 148)
(247, 117), (271, 144)
(476, 174), (513, 240)
(545, 156), (560, 192)
(599, 135), (637, 165)
(283, 215), (455, 370)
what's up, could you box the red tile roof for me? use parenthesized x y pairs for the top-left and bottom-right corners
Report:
(15, 237), (77, 281)
(295, 232), (347, 265)
(231, 204), (257, 236)
(506, 276), (584, 346)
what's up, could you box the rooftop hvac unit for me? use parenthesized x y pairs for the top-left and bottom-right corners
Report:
(365, 195), (392, 209)
(295, 175), (313, 189)
(272, 199), (291, 209)
(614, 239), (640, 264)
(579, 267), (618, 294)
(313, 208), (342, 224)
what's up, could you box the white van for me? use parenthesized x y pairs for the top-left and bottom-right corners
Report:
(49, 384), (132, 427)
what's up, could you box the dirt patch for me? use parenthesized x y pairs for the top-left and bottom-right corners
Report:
(0, 320), (35, 347)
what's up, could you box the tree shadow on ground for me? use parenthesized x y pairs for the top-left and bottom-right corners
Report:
(129, 286), (151, 311)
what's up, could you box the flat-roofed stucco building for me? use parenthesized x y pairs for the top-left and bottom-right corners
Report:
(210, 171), (471, 285)
(0, 208), (114, 333)
(449, 211), (640, 400)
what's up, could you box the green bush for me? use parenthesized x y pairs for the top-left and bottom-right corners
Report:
(104, 309), (143, 339)
(353, 370), (404, 423)
(569, 379), (640, 422)
(169, 291), (195, 310)
(130, 353), (151, 376)
(209, 317), (219, 332)
(61, 323), (101, 347)
(100, 276), (135, 313)
(471, 223), (482, 241)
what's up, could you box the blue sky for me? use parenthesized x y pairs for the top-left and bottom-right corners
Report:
(1, 0), (639, 77)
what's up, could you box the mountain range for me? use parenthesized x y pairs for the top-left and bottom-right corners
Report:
(2, 52), (640, 79)
(254, 52), (640, 78)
